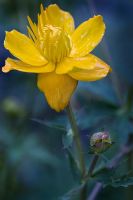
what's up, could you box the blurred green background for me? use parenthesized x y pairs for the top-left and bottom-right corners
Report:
(0, 0), (133, 199)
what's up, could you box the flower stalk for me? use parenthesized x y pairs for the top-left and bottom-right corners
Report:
(66, 103), (86, 180)
(83, 155), (99, 183)
(88, 154), (99, 176)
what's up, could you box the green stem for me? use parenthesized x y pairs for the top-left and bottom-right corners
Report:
(84, 155), (99, 182)
(88, 155), (99, 176)
(66, 103), (86, 180)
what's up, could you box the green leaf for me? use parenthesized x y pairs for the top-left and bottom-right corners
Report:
(108, 175), (133, 188)
(62, 128), (80, 180)
(66, 149), (80, 181)
(60, 184), (85, 200)
(9, 135), (59, 167)
(31, 118), (66, 131)
(93, 156), (133, 188)
(74, 99), (117, 130)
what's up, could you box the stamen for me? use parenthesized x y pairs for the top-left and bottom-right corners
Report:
(39, 25), (72, 63)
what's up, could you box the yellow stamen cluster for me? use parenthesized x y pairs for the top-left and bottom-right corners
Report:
(40, 25), (72, 64)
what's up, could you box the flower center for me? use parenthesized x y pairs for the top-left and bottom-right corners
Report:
(40, 25), (72, 64)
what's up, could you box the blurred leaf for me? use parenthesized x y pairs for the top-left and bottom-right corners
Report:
(66, 149), (80, 181)
(9, 135), (59, 167)
(62, 129), (80, 180)
(93, 153), (132, 188)
(31, 118), (66, 131)
(109, 115), (133, 143)
(60, 184), (85, 200)
(78, 78), (119, 105)
(107, 175), (133, 188)
(62, 129), (74, 149)
(75, 99), (117, 130)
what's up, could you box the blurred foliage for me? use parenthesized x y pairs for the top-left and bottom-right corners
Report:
(0, 0), (133, 200)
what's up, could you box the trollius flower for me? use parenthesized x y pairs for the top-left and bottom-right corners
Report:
(2, 4), (111, 111)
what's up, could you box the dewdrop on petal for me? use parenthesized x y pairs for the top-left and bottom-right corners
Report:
(90, 131), (112, 154)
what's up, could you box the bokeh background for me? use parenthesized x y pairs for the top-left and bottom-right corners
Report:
(0, 0), (133, 200)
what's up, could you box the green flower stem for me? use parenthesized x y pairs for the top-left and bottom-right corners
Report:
(66, 103), (86, 180)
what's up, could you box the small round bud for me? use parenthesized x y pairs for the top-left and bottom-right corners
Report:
(90, 131), (112, 154)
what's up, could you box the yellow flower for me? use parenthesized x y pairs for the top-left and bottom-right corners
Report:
(2, 4), (111, 112)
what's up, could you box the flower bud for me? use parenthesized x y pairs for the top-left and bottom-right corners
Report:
(90, 131), (112, 154)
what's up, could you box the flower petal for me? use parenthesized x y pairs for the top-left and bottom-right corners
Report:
(56, 55), (98, 74)
(4, 30), (47, 66)
(70, 15), (105, 57)
(68, 54), (111, 81)
(37, 72), (77, 112)
(2, 58), (55, 73)
(38, 4), (75, 35)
